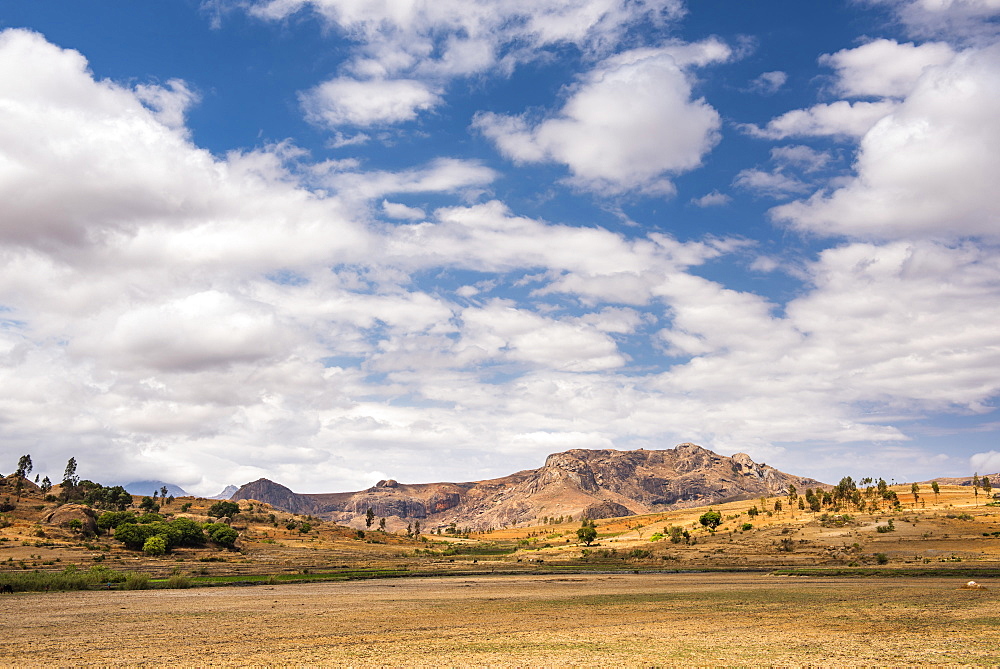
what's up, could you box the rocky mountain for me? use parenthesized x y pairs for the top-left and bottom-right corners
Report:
(210, 485), (240, 500)
(231, 444), (825, 531)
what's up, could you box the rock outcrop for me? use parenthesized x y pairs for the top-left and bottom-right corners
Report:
(44, 504), (98, 535)
(231, 444), (825, 531)
(230, 478), (317, 515)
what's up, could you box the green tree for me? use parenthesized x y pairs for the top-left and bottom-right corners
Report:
(62, 457), (78, 487)
(983, 476), (992, 499)
(97, 510), (137, 531)
(169, 517), (207, 546)
(113, 523), (156, 550)
(833, 476), (856, 506)
(910, 482), (920, 506)
(973, 473), (981, 505)
(208, 501), (240, 519)
(365, 507), (375, 529)
(577, 525), (598, 546)
(931, 480), (940, 503)
(699, 509), (722, 531)
(139, 496), (158, 513)
(39, 476), (52, 493)
(15, 455), (32, 480)
(205, 523), (238, 548)
(413, 520), (421, 536)
(379, 517), (386, 531)
(160, 485), (169, 501)
(143, 535), (167, 556)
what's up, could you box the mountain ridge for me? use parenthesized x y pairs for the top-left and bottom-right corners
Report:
(231, 444), (826, 530)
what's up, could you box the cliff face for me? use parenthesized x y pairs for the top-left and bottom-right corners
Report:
(230, 444), (825, 530)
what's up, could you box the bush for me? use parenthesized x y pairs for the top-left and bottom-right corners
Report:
(124, 572), (150, 590)
(166, 575), (191, 589)
(875, 553), (889, 565)
(740, 523), (753, 531)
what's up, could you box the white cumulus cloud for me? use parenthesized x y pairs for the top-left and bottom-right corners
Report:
(474, 43), (728, 194)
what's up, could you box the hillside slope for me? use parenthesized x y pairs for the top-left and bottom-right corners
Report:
(232, 443), (825, 530)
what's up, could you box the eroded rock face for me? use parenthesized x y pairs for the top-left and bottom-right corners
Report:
(233, 445), (826, 530)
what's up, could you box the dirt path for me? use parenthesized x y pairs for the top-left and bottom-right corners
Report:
(2, 573), (997, 666)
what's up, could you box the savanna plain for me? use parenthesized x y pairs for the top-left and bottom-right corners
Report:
(4, 572), (998, 666)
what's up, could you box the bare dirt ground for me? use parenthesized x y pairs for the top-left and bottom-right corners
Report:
(3, 572), (998, 666)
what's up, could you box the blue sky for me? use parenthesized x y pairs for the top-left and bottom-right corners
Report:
(1, 0), (999, 495)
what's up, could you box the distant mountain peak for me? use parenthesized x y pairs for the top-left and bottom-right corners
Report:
(123, 480), (188, 497)
(210, 484), (240, 500)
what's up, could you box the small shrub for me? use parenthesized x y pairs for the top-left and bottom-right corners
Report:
(166, 575), (191, 589)
(875, 553), (889, 565)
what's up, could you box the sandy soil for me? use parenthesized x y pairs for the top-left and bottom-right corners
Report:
(2, 572), (997, 666)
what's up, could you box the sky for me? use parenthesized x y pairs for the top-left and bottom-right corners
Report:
(0, 0), (999, 496)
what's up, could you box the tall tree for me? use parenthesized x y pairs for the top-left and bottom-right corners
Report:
(910, 482), (920, 506)
(15, 454), (32, 479)
(63, 457), (78, 486)
(973, 473), (981, 505)
(982, 475), (992, 500)
(365, 507), (375, 529)
(931, 481), (940, 503)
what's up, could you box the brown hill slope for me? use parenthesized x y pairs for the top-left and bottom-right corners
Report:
(232, 443), (825, 531)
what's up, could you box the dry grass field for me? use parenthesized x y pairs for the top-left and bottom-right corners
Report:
(2, 572), (998, 666)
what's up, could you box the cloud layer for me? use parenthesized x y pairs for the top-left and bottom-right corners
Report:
(2, 0), (1000, 495)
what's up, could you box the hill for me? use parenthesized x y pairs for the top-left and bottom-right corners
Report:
(231, 443), (825, 530)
